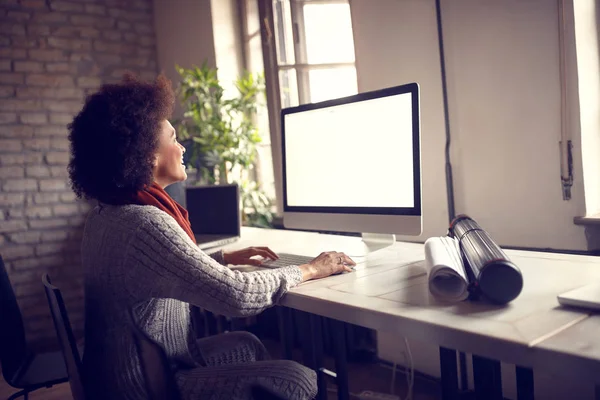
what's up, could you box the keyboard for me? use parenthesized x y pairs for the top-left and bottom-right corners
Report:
(261, 253), (314, 269)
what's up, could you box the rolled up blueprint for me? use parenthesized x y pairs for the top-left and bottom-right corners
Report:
(424, 236), (470, 302)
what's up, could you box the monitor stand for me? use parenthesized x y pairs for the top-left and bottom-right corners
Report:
(334, 232), (396, 258)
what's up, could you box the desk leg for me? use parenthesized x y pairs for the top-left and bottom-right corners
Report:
(439, 347), (459, 400)
(331, 319), (350, 400)
(277, 307), (294, 360)
(472, 355), (502, 400)
(515, 366), (534, 400)
(595, 385), (600, 400)
(309, 314), (328, 400)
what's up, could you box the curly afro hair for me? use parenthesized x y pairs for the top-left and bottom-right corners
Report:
(68, 73), (175, 205)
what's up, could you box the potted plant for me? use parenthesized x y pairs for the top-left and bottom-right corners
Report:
(175, 63), (274, 228)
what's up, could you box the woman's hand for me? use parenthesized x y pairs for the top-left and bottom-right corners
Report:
(223, 247), (279, 266)
(298, 251), (355, 281)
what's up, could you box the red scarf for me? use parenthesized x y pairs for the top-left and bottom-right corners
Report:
(131, 182), (196, 244)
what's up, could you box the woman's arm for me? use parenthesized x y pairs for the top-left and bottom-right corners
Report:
(122, 208), (303, 318)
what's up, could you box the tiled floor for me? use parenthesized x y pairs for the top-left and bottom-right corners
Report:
(0, 339), (441, 400)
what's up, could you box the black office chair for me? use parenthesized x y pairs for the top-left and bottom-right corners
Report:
(42, 273), (86, 400)
(129, 309), (182, 400)
(0, 255), (68, 400)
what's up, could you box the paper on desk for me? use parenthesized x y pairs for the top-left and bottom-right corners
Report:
(424, 236), (469, 302)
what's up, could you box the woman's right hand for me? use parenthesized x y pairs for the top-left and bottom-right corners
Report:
(298, 251), (356, 281)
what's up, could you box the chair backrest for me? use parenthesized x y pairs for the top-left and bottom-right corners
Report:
(42, 273), (86, 400)
(129, 309), (181, 400)
(0, 254), (28, 384)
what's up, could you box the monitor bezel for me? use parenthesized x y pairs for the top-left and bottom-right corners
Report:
(281, 82), (421, 217)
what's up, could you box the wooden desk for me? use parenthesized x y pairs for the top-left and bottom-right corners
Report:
(225, 227), (600, 399)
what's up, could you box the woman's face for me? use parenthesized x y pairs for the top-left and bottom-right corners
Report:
(153, 120), (187, 188)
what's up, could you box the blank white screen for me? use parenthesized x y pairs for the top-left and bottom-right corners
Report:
(284, 92), (414, 208)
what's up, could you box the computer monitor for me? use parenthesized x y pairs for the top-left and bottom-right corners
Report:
(281, 82), (421, 255)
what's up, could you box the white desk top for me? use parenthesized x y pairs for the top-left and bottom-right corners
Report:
(224, 227), (600, 379)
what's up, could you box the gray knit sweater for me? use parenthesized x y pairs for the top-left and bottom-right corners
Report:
(81, 204), (304, 400)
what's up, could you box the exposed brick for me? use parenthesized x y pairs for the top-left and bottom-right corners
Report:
(43, 100), (82, 113)
(93, 40), (134, 54)
(34, 193), (60, 204)
(85, 4), (106, 15)
(23, 138), (51, 150)
(28, 49), (68, 62)
(0, 153), (43, 165)
(49, 113), (72, 125)
(26, 24), (51, 36)
(0, 125), (34, 138)
(7, 208), (23, 218)
(0, 86), (15, 97)
(47, 37), (91, 52)
(50, 1), (84, 12)
(41, 230), (68, 242)
(25, 205), (53, 218)
(51, 138), (69, 151)
(2, 245), (33, 261)
(0, 193), (25, 206)
(76, 76), (101, 88)
(9, 231), (41, 244)
(70, 14), (115, 29)
(0, 210), (4, 221)
(60, 192), (76, 202)
(14, 61), (44, 73)
(39, 178), (68, 191)
(53, 204), (79, 217)
(0, 48), (27, 59)
(29, 219), (69, 231)
(20, 0), (47, 9)
(0, 73), (24, 85)
(95, 54), (121, 65)
(107, 8), (147, 21)
(20, 113), (47, 125)
(6, 10), (31, 22)
(26, 165), (51, 177)
(0, 60), (11, 71)
(3, 179), (38, 191)
(50, 166), (68, 177)
(0, 235), (4, 246)
(46, 63), (71, 73)
(11, 36), (38, 48)
(17, 87), (83, 100)
(117, 20), (131, 30)
(26, 74), (74, 87)
(0, 98), (42, 112)
(0, 36), (9, 47)
(0, 113), (17, 124)
(33, 127), (66, 140)
(0, 220), (27, 233)
(0, 139), (22, 152)
(0, 166), (25, 178)
(103, 31), (122, 41)
(13, 254), (64, 271)
(0, 23), (26, 36)
(134, 23), (153, 34)
(139, 35), (154, 47)
(32, 12), (68, 24)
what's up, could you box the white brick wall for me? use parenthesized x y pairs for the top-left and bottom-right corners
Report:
(0, 0), (159, 345)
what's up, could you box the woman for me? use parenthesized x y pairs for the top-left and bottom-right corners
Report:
(68, 73), (355, 400)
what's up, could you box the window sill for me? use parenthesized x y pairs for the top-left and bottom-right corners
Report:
(574, 215), (600, 226)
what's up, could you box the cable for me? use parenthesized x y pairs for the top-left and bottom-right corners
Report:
(390, 362), (397, 395)
(404, 337), (414, 400)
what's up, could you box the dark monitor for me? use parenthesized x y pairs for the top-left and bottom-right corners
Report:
(185, 184), (241, 249)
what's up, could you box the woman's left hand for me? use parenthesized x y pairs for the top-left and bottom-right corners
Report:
(223, 247), (279, 266)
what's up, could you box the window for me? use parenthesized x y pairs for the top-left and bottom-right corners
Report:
(272, 0), (358, 107)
